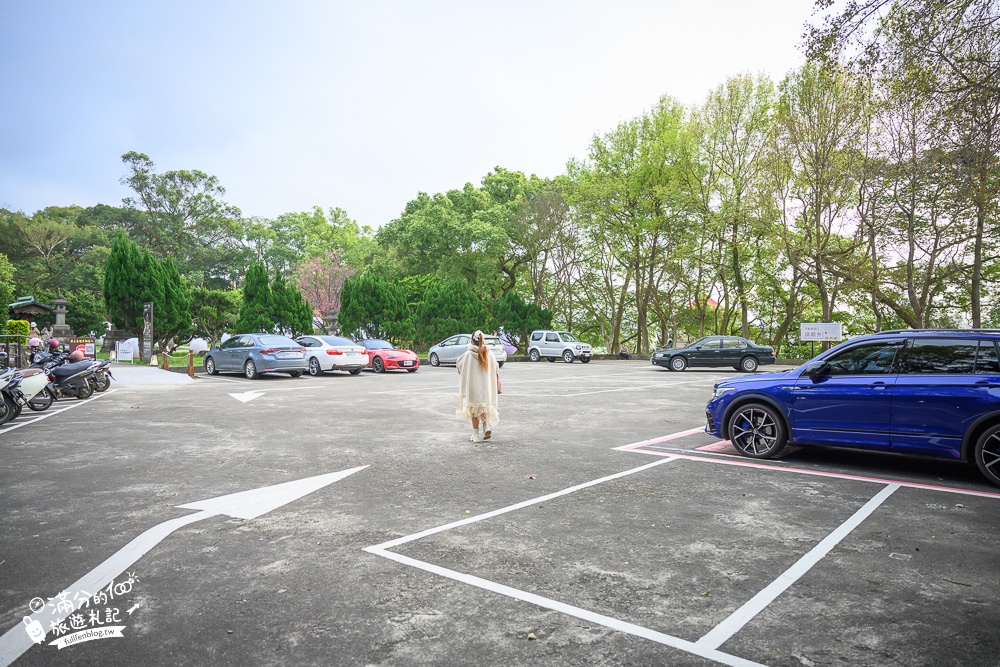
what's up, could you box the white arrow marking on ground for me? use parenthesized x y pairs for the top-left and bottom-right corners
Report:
(0, 465), (368, 666)
(175, 466), (366, 518)
(227, 384), (323, 403)
(229, 390), (266, 403)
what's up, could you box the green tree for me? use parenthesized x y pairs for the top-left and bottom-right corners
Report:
(120, 151), (243, 286)
(189, 286), (241, 345)
(776, 63), (868, 326)
(375, 169), (529, 299)
(413, 279), (491, 347)
(153, 257), (192, 352)
(270, 270), (314, 337)
(338, 272), (413, 343)
(0, 252), (14, 323)
(693, 73), (777, 338)
(570, 97), (693, 352)
(493, 291), (552, 353)
(235, 261), (274, 333)
(63, 289), (107, 338)
(103, 233), (147, 345)
(0, 206), (111, 314)
(102, 233), (189, 353)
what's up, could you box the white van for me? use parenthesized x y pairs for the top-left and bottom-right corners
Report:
(527, 330), (592, 363)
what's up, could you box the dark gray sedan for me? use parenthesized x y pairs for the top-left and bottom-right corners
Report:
(651, 335), (775, 372)
(203, 333), (308, 379)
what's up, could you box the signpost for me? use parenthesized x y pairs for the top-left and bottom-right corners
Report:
(141, 302), (153, 364)
(800, 322), (843, 355)
(67, 337), (96, 360)
(115, 340), (135, 363)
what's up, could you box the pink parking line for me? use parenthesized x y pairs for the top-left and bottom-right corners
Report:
(628, 447), (1000, 499)
(614, 426), (706, 451)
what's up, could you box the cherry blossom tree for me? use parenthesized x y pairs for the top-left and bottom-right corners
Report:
(295, 251), (354, 333)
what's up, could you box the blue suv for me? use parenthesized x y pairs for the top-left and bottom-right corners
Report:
(705, 330), (1000, 487)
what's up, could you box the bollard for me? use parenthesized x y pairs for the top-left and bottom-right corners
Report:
(188, 350), (195, 378)
(162, 354), (169, 370)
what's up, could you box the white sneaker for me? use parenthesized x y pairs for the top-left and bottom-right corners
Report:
(483, 424), (492, 440)
(470, 431), (481, 442)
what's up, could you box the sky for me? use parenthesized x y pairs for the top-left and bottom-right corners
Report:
(0, 1), (819, 230)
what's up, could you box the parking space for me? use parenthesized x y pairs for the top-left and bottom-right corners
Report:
(0, 361), (997, 666)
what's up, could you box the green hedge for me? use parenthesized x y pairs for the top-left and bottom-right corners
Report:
(2, 319), (29, 344)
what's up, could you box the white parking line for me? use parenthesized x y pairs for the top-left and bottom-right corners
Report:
(366, 425), (961, 665)
(365, 455), (766, 666)
(0, 389), (120, 434)
(371, 457), (677, 550)
(365, 547), (767, 667)
(364, 455), (781, 665)
(695, 484), (900, 650)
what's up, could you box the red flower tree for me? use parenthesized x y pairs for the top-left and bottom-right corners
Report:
(295, 251), (354, 332)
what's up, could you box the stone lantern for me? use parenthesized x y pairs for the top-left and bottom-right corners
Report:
(50, 295), (75, 340)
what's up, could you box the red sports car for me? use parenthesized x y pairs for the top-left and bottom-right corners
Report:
(359, 339), (420, 373)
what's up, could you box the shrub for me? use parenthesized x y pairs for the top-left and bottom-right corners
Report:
(3, 319), (29, 343)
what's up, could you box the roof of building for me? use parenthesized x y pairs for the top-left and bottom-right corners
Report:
(7, 296), (54, 312)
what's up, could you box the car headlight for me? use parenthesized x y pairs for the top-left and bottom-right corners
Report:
(712, 386), (735, 399)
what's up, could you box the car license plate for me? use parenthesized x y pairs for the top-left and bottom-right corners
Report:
(401, 360), (413, 367)
(278, 352), (302, 359)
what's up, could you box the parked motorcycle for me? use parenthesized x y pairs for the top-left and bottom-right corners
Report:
(14, 367), (56, 411)
(0, 369), (21, 425)
(48, 360), (96, 400)
(89, 359), (115, 392)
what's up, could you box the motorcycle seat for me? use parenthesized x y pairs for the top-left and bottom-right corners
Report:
(20, 368), (45, 377)
(52, 361), (95, 379)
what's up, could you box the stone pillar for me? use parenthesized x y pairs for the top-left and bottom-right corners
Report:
(50, 295), (75, 341)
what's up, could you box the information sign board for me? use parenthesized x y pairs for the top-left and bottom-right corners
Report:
(799, 322), (843, 342)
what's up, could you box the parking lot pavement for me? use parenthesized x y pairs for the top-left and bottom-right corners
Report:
(0, 361), (997, 666)
(108, 364), (195, 386)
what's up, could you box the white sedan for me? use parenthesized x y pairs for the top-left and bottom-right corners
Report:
(295, 335), (367, 376)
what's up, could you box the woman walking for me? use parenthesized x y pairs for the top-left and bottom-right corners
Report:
(456, 330), (500, 442)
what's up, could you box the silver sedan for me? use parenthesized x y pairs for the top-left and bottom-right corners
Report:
(428, 334), (507, 367)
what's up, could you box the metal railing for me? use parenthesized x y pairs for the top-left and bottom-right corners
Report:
(0, 335), (28, 370)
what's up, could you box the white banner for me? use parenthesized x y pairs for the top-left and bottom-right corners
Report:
(800, 322), (843, 342)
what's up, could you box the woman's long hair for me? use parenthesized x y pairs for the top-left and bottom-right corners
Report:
(474, 330), (488, 370)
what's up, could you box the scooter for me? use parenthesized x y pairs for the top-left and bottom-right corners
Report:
(0, 348), (56, 412)
(90, 359), (115, 392)
(0, 369), (21, 425)
(47, 361), (96, 400)
(13, 367), (56, 411)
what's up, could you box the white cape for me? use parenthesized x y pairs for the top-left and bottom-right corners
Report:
(455, 350), (500, 425)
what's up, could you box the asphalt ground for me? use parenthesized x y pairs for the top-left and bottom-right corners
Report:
(0, 360), (997, 667)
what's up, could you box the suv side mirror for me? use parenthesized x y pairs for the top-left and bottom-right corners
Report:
(803, 360), (829, 381)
